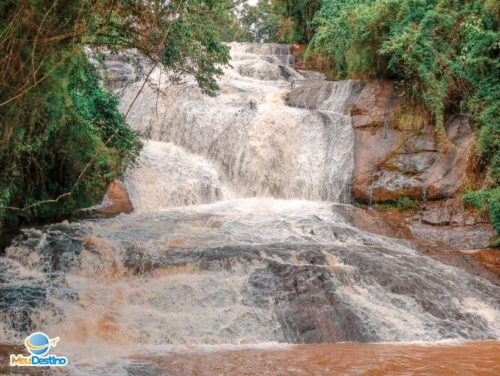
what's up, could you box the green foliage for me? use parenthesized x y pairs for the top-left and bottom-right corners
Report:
(489, 235), (500, 248)
(272, 0), (323, 42)
(145, 0), (231, 96)
(240, 0), (282, 42)
(311, 0), (499, 137)
(231, 0), (322, 44)
(463, 188), (500, 235)
(69, 55), (142, 171)
(371, 197), (421, 211)
(215, 1), (254, 43)
(311, 0), (499, 230)
(0, 52), (141, 225)
(0, 0), (232, 232)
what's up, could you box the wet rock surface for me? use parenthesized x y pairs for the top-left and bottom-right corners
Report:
(353, 113), (475, 203)
(337, 204), (498, 284)
(411, 200), (494, 250)
(1, 199), (498, 344)
(286, 78), (476, 204)
(467, 250), (500, 278)
(357, 120), (475, 203)
(80, 180), (134, 218)
(409, 222), (493, 250)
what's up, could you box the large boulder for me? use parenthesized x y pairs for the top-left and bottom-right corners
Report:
(79, 180), (134, 218)
(286, 79), (476, 203)
(348, 81), (475, 203)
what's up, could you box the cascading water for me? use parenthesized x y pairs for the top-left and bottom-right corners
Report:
(124, 141), (228, 212)
(119, 42), (355, 203)
(0, 43), (499, 375)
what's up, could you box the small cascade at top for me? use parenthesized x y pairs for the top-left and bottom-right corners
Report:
(115, 42), (356, 209)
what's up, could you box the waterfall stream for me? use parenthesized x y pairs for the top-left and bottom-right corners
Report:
(0, 43), (499, 375)
(121, 42), (355, 204)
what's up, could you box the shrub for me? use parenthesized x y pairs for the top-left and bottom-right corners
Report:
(311, 0), (499, 232)
(368, 197), (421, 211)
(0, 52), (142, 226)
(463, 188), (500, 235)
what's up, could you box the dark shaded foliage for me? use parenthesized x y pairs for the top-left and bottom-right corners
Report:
(0, 0), (231, 232)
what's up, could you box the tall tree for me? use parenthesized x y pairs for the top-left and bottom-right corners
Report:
(273, 0), (323, 42)
(0, 0), (232, 231)
(240, 0), (281, 42)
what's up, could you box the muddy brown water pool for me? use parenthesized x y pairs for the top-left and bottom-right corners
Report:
(1, 341), (499, 375)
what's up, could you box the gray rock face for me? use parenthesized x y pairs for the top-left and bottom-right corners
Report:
(408, 222), (494, 250)
(351, 126), (434, 202)
(419, 201), (488, 227)
(286, 80), (365, 115)
(425, 115), (476, 199)
(354, 111), (476, 203)
(406, 199), (494, 250)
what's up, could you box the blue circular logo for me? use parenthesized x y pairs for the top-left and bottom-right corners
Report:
(24, 332), (50, 356)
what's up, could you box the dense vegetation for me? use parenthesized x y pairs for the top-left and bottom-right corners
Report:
(238, 0), (281, 42)
(274, 0), (323, 42)
(230, 0), (322, 43)
(237, 0), (498, 235)
(305, 0), (498, 234)
(0, 0), (231, 234)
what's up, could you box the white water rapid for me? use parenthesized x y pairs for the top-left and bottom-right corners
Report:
(121, 43), (355, 206)
(0, 43), (499, 376)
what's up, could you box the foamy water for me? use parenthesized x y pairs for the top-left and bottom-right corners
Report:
(0, 43), (499, 375)
(119, 42), (355, 205)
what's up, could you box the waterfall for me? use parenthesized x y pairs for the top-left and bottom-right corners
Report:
(124, 141), (227, 212)
(0, 43), (499, 375)
(1, 199), (499, 349)
(118, 42), (355, 205)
